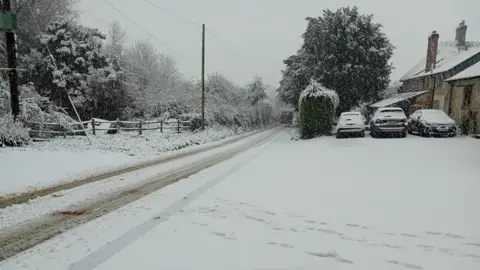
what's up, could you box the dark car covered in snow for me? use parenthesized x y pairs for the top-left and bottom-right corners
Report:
(407, 109), (457, 137)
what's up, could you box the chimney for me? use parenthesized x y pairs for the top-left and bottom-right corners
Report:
(455, 20), (467, 51)
(425, 31), (440, 72)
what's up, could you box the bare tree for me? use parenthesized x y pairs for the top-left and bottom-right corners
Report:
(105, 20), (126, 61)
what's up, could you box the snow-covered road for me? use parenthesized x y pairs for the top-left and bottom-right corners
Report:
(2, 130), (480, 270)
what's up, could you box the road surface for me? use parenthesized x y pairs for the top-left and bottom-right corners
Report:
(1, 129), (480, 270)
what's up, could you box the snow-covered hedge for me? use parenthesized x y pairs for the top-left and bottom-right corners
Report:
(299, 80), (339, 139)
(0, 82), (81, 141)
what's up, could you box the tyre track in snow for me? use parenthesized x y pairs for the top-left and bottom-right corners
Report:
(0, 127), (276, 209)
(0, 128), (280, 261)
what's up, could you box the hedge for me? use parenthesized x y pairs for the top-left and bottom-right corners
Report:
(298, 80), (339, 139)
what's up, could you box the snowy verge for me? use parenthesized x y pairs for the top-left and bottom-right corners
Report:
(1, 126), (275, 196)
(0, 129), (278, 231)
(0, 137), (274, 270)
(27, 126), (244, 156)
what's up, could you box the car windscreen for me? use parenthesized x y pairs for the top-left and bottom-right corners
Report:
(422, 110), (451, 122)
(339, 114), (362, 123)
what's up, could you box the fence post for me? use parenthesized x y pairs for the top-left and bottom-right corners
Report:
(116, 118), (120, 133)
(160, 120), (163, 133)
(91, 118), (96, 135)
(177, 119), (180, 133)
(139, 120), (143, 135)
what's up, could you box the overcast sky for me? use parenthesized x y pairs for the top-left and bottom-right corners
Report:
(79, 0), (480, 87)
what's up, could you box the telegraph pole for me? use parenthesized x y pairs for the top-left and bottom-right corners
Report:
(2, 0), (19, 121)
(201, 24), (205, 130)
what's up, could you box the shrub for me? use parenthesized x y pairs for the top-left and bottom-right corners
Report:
(190, 116), (203, 131)
(0, 114), (30, 146)
(298, 80), (339, 139)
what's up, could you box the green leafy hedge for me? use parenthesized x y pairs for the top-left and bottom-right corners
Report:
(298, 80), (339, 139)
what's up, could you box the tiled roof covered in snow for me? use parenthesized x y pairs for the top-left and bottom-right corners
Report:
(400, 42), (480, 81)
(446, 61), (480, 81)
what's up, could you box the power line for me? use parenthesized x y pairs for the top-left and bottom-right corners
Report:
(110, 0), (276, 84)
(138, 0), (237, 53)
(205, 28), (236, 51)
(74, 2), (110, 25)
(141, 0), (201, 27)
(102, 0), (190, 62)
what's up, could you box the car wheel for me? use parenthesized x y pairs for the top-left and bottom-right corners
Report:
(370, 129), (377, 138)
(401, 131), (407, 138)
(336, 132), (342, 139)
(360, 131), (365, 138)
(422, 128), (430, 137)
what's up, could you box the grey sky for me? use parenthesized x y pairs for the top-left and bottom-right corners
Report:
(79, 0), (480, 87)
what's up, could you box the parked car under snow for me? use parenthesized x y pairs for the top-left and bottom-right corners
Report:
(370, 107), (408, 138)
(336, 112), (366, 138)
(408, 109), (457, 137)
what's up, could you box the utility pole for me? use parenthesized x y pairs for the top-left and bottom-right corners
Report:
(1, 0), (19, 121)
(201, 24), (205, 130)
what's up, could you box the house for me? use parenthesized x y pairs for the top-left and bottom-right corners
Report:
(370, 21), (480, 116)
(445, 61), (480, 134)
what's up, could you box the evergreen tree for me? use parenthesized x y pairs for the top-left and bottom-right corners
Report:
(278, 6), (394, 114)
(21, 18), (112, 117)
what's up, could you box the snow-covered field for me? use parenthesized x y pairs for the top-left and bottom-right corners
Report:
(2, 130), (480, 269)
(0, 127), (248, 195)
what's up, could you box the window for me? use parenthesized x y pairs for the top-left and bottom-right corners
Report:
(463, 85), (473, 108)
(380, 109), (403, 113)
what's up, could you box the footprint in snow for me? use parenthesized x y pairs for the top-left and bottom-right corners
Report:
(238, 202), (259, 208)
(386, 260), (422, 269)
(191, 221), (209, 227)
(465, 242), (480, 248)
(461, 253), (480, 259)
(341, 236), (367, 243)
(245, 214), (270, 225)
(210, 231), (236, 240)
(268, 242), (294, 249)
(346, 223), (371, 230)
(285, 212), (304, 218)
(444, 233), (467, 240)
(400, 233), (419, 238)
(426, 231), (466, 240)
(417, 244), (435, 250)
(306, 251), (353, 264)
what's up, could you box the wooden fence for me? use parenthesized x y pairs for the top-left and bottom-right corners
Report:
(26, 118), (192, 138)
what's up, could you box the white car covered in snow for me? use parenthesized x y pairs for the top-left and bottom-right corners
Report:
(336, 112), (366, 138)
(370, 107), (408, 138)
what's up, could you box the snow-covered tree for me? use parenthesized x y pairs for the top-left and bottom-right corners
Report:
(123, 39), (184, 118)
(383, 81), (403, 98)
(246, 75), (267, 105)
(21, 18), (113, 117)
(278, 6), (394, 114)
(0, 0), (78, 81)
(277, 50), (311, 108)
(105, 20), (126, 62)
